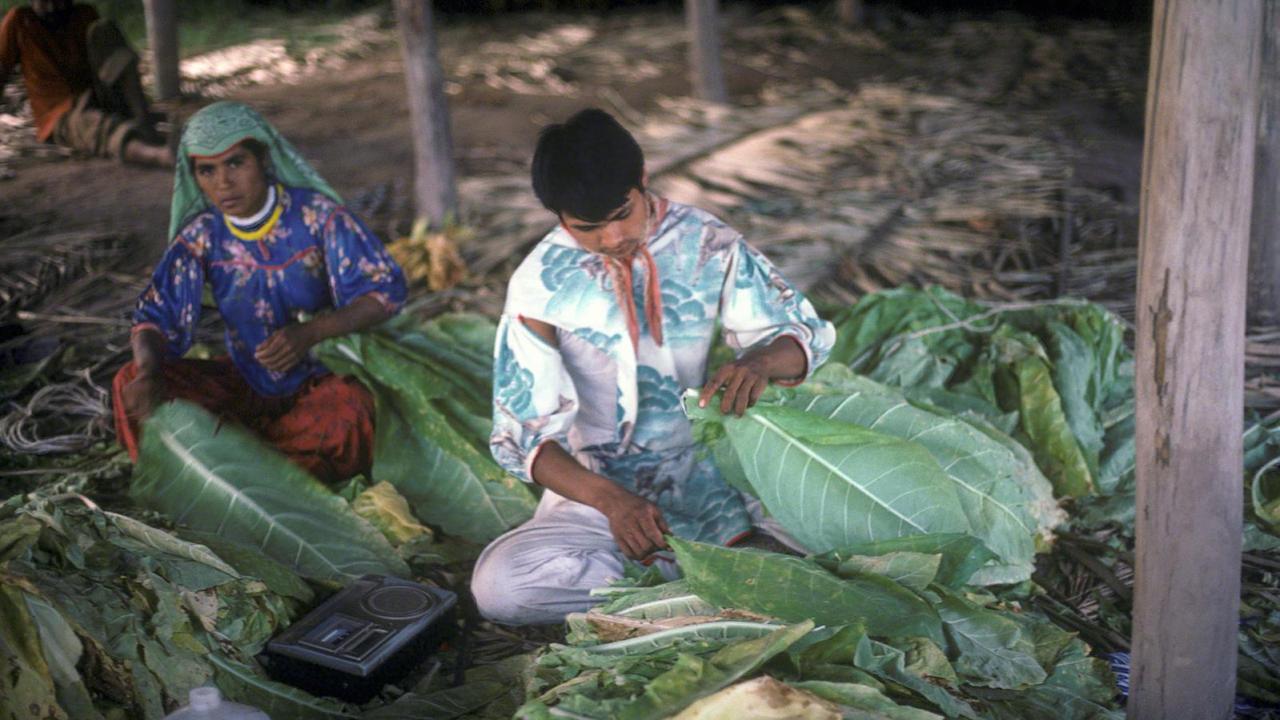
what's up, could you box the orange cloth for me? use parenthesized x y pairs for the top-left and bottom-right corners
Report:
(606, 245), (665, 350)
(112, 358), (376, 484)
(0, 5), (99, 141)
(604, 196), (669, 350)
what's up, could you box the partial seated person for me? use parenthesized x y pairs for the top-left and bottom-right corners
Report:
(0, 0), (172, 167)
(113, 101), (406, 483)
(471, 109), (836, 625)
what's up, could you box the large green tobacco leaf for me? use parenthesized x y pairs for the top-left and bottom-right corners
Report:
(317, 332), (537, 544)
(786, 368), (1057, 584)
(684, 399), (972, 554)
(132, 401), (408, 583)
(791, 680), (942, 719)
(670, 538), (945, 645)
(826, 286), (985, 370)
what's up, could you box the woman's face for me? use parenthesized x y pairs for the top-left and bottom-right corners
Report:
(191, 142), (270, 218)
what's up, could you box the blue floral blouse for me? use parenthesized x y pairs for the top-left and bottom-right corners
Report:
(133, 186), (406, 398)
(491, 199), (835, 544)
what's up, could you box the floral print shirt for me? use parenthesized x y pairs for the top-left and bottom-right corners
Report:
(133, 186), (406, 398)
(491, 199), (835, 544)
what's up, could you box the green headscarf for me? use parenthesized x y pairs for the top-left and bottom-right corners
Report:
(169, 101), (343, 239)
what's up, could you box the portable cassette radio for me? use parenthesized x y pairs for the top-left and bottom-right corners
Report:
(263, 575), (458, 703)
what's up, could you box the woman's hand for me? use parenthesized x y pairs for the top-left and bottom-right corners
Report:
(255, 324), (317, 373)
(122, 372), (167, 423)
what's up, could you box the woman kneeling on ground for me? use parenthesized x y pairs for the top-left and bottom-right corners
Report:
(113, 101), (406, 483)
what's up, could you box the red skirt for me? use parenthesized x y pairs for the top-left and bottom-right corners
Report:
(112, 358), (374, 484)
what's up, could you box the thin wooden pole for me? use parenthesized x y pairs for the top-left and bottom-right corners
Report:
(394, 0), (458, 223)
(1248, 5), (1280, 327)
(685, 0), (727, 104)
(836, 0), (865, 27)
(1130, 1), (1261, 718)
(142, 0), (179, 100)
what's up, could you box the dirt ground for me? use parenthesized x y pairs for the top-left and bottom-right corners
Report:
(0, 5), (1146, 278)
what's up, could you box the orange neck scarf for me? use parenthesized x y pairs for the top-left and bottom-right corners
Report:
(604, 195), (668, 351)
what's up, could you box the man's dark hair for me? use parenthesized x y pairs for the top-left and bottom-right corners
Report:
(531, 108), (644, 222)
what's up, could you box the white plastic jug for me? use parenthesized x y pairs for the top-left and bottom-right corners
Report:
(163, 687), (270, 720)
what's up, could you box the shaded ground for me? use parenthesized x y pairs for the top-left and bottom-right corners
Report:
(0, 5), (1146, 273)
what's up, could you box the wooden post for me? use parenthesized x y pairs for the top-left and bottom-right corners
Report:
(142, 0), (179, 100)
(1248, 5), (1280, 326)
(685, 0), (727, 103)
(1130, 1), (1261, 718)
(836, 0), (865, 27)
(394, 0), (458, 223)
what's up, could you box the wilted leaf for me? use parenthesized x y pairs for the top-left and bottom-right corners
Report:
(597, 579), (717, 619)
(675, 676), (842, 719)
(0, 583), (68, 720)
(361, 680), (508, 719)
(351, 481), (432, 545)
(179, 531), (314, 603)
(829, 551), (941, 591)
(596, 623), (816, 720)
(790, 679), (942, 719)
(106, 511), (240, 579)
(853, 635), (978, 720)
(24, 593), (101, 719)
(210, 654), (356, 719)
(812, 534), (996, 590)
(932, 586), (1045, 690)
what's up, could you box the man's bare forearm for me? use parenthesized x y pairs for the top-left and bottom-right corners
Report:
(530, 442), (628, 512)
(741, 334), (807, 382)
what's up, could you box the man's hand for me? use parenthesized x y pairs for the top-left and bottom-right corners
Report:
(121, 372), (166, 423)
(255, 324), (316, 374)
(599, 487), (671, 561)
(699, 356), (770, 417)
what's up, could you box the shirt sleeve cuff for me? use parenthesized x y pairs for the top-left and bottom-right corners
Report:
(772, 332), (813, 387)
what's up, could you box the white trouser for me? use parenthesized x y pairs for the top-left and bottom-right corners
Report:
(470, 489), (804, 626)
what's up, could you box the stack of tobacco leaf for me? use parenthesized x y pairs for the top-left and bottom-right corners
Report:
(811, 287), (1280, 715)
(1, 314), (537, 720)
(517, 535), (1119, 719)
